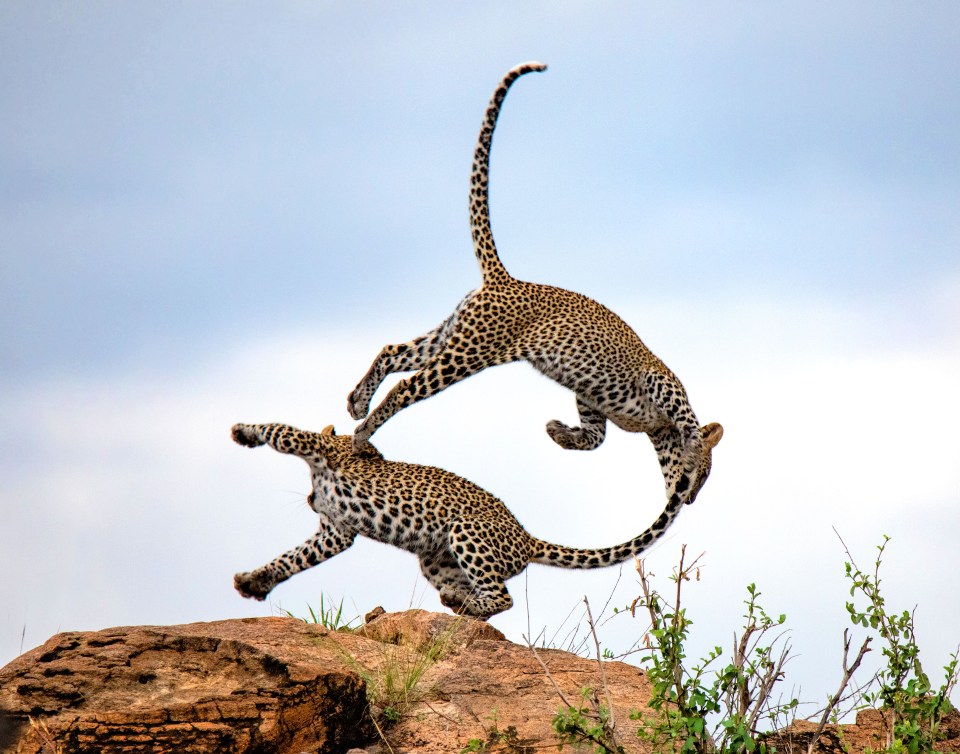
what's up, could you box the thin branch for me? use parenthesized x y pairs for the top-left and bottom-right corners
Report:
(524, 634), (576, 711)
(673, 544), (687, 625)
(527, 631), (624, 752)
(421, 699), (462, 726)
(745, 640), (792, 734)
(584, 595), (618, 735)
(672, 545), (689, 706)
(734, 622), (758, 718)
(368, 709), (397, 754)
(805, 629), (872, 754)
(595, 564), (625, 627)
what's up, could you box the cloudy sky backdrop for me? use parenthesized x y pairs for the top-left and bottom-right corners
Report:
(3, 2), (958, 713)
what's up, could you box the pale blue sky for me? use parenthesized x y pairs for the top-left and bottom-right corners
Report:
(2, 2), (958, 712)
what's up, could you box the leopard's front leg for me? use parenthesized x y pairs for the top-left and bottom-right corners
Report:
(347, 300), (470, 420)
(234, 516), (356, 600)
(347, 338), (434, 421)
(352, 339), (494, 453)
(232, 423), (320, 458)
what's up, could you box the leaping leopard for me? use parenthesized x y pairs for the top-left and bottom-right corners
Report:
(232, 421), (723, 619)
(348, 62), (722, 509)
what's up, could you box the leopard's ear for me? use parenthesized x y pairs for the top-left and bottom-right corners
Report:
(701, 423), (724, 450)
(321, 425), (336, 437)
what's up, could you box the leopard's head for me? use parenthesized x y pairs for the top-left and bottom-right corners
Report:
(685, 422), (723, 505)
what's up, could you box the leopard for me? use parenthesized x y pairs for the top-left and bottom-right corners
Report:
(231, 420), (723, 619)
(347, 61), (722, 510)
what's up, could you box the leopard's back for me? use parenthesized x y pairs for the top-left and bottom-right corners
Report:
(328, 446), (534, 558)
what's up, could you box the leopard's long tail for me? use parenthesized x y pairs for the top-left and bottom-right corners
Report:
(530, 496), (683, 570)
(470, 61), (547, 283)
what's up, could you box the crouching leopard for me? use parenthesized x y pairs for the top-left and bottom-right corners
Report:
(232, 421), (723, 619)
(348, 61), (722, 509)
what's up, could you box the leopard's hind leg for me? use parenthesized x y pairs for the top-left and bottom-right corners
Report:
(545, 396), (608, 451)
(234, 514), (356, 600)
(418, 549), (477, 615)
(442, 523), (514, 619)
(348, 292), (476, 420)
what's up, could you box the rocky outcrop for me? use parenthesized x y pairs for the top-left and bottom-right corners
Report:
(351, 611), (653, 754)
(3, 609), (956, 753)
(765, 706), (960, 753)
(0, 616), (373, 753)
(0, 609), (652, 754)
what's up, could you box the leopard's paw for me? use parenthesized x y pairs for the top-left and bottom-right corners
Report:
(347, 387), (370, 421)
(231, 424), (265, 448)
(438, 586), (468, 614)
(234, 571), (273, 600)
(547, 419), (584, 450)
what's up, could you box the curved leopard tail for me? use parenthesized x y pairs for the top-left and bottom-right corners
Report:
(530, 496), (683, 570)
(470, 61), (547, 283)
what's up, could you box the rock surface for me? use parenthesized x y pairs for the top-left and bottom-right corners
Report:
(0, 609), (653, 754)
(2, 609), (957, 753)
(765, 707), (960, 753)
(0, 616), (373, 753)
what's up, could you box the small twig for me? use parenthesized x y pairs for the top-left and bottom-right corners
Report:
(525, 568), (533, 651)
(734, 622), (758, 718)
(28, 717), (62, 754)
(805, 629), (872, 754)
(528, 623), (623, 753)
(525, 634), (576, 711)
(546, 599), (589, 653)
(673, 545), (687, 625)
(595, 565), (625, 628)
(584, 595), (617, 736)
(368, 709), (397, 754)
(805, 665), (880, 728)
(670, 545), (695, 708)
(745, 640), (791, 734)
(421, 699), (462, 726)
